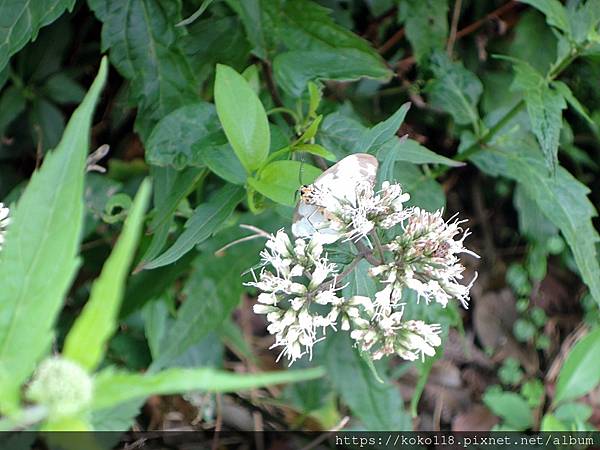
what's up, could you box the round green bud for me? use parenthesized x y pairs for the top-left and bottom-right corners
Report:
(26, 357), (92, 418)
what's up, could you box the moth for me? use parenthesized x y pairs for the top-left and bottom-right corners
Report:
(291, 153), (378, 244)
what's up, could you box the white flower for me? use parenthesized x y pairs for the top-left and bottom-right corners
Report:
(0, 203), (10, 251)
(375, 208), (478, 308)
(396, 321), (442, 361)
(247, 230), (344, 365)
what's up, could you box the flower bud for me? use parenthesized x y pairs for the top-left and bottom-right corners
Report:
(26, 357), (92, 418)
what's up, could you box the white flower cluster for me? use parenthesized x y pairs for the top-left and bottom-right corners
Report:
(0, 203), (10, 251)
(308, 180), (411, 242)
(248, 181), (477, 366)
(370, 208), (479, 309)
(246, 230), (344, 365)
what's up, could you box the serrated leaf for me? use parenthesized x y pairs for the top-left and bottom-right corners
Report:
(520, 0), (571, 35)
(248, 160), (321, 206)
(142, 184), (244, 270)
(554, 327), (600, 404)
(427, 52), (483, 127)
(551, 80), (595, 126)
(62, 180), (151, 371)
(230, 0), (390, 96)
(472, 135), (600, 306)
(88, 0), (198, 140)
(274, 49), (391, 97)
(0, 58), (108, 410)
(146, 103), (220, 170)
(511, 60), (566, 173)
(0, 0), (75, 73)
(214, 64), (270, 173)
(399, 0), (448, 62)
(92, 366), (324, 410)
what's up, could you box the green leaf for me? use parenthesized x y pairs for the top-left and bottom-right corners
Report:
(326, 333), (412, 430)
(554, 327), (600, 404)
(63, 180), (151, 371)
(42, 73), (86, 105)
(318, 112), (365, 159)
(427, 52), (483, 128)
(294, 144), (336, 161)
(248, 160), (321, 206)
(147, 166), (206, 233)
(554, 402), (593, 424)
(0, 58), (108, 410)
(511, 60), (566, 173)
(92, 366), (325, 410)
(0, 86), (26, 136)
(88, 0), (198, 140)
(146, 103), (220, 170)
(360, 103), (410, 153)
(199, 138), (248, 185)
(472, 136), (600, 306)
(395, 163), (446, 211)
(399, 0), (448, 62)
(214, 64), (270, 173)
(0, 0), (75, 73)
(121, 252), (196, 318)
(142, 184), (244, 270)
(541, 413), (567, 431)
(182, 15), (251, 84)
(483, 389), (533, 430)
(274, 49), (392, 97)
(551, 80), (595, 126)
(520, 0), (571, 35)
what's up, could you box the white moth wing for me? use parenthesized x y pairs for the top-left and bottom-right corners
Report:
(292, 153), (378, 242)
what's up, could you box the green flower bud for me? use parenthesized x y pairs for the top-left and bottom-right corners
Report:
(26, 357), (92, 418)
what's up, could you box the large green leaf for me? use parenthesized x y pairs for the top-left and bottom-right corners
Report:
(472, 135), (600, 306)
(427, 52), (483, 128)
(92, 366), (325, 410)
(512, 60), (566, 172)
(520, 0), (571, 35)
(63, 179), (151, 371)
(274, 48), (391, 97)
(0, 0), (75, 73)
(88, 0), (197, 140)
(554, 327), (600, 404)
(248, 160), (321, 206)
(399, 0), (448, 63)
(360, 103), (410, 153)
(146, 103), (220, 169)
(0, 58), (108, 410)
(142, 184), (244, 270)
(214, 64), (270, 173)
(229, 0), (391, 95)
